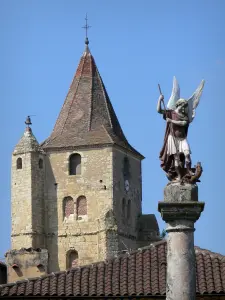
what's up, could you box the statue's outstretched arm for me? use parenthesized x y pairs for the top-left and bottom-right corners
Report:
(157, 95), (165, 114)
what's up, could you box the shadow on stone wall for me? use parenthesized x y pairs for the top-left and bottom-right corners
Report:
(44, 154), (59, 273)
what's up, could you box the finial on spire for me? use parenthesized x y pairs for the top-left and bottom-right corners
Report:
(25, 115), (32, 127)
(82, 14), (91, 45)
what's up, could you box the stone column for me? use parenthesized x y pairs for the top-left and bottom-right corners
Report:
(158, 183), (205, 300)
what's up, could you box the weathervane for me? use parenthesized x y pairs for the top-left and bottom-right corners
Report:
(25, 116), (32, 127)
(82, 14), (91, 44)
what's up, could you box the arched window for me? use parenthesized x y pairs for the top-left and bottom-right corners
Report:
(127, 199), (131, 220)
(39, 158), (43, 169)
(16, 157), (22, 169)
(123, 156), (130, 179)
(122, 198), (126, 218)
(63, 196), (74, 218)
(66, 250), (78, 269)
(77, 196), (87, 219)
(69, 153), (81, 175)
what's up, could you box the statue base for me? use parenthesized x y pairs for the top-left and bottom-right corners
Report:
(158, 182), (204, 222)
(167, 162), (203, 184)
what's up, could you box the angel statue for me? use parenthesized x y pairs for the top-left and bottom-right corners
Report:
(157, 77), (205, 183)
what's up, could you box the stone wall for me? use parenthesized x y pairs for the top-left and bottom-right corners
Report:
(112, 147), (142, 249)
(44, 146), (114, 272)
(11, 152), (45, 250)
(6, 248), (48, 283)
(10, 143), (160, 277)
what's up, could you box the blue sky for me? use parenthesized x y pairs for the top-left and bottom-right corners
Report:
(0, 0), (225, 260)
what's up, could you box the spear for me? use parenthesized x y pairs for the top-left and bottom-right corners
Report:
(158, 84), (167, 116)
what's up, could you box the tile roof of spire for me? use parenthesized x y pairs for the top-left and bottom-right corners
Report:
(42, 42), (143, 158)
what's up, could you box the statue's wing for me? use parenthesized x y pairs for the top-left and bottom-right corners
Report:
(188, 80), (205, 122)
(167, 76), (180, 109)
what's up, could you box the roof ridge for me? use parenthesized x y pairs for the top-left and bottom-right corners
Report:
(88, 52), (94, 131)
(195, 246), (225, 258)
(102, 125), (114, 143)
(50, 67), (78, 138)
(95, 66), (113, 128)
(59, 53), (86, 136)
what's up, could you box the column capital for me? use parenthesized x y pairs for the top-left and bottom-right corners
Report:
(158, 201), (205, 223)
(158, 183), (205, 223)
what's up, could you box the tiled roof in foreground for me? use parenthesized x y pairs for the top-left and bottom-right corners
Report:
(1, 241), (225, 297)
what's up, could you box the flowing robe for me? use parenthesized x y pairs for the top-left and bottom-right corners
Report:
(159, 110), (190, 174)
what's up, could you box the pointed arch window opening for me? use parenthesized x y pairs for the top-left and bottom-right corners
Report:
(66, 250), (78, 269)
(69, 153), (81, 175)
(16, 157), (22, 170)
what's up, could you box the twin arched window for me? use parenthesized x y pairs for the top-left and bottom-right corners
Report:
(63, 195), (87, 219)
(66, 250), (78, 269)
(69, 153), (81, 175)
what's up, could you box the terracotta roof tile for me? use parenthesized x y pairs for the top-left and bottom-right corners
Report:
(25, 280), (34, 296)
(143, 249), (151, 295)
(17, 282), (25, 296)
(73, 269), (81, 296)
(128, 252), (136, 295)
(1, 241), (225, 297)
(65, 271), (73, 296)
(41, 276), (49, 296)
(42, 44), (143, 159)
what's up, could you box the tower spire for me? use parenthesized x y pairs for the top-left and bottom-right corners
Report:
(82, 14), (91, 45)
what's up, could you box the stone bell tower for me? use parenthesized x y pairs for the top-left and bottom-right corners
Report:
(6, 117), (48, 282)
(41, 37), (160, 272)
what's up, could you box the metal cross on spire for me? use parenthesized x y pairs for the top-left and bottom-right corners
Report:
(82, 14), (91, 45)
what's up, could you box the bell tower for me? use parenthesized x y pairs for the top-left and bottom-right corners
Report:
(6, 117), (48, 282)
(42, 38), (160, 272)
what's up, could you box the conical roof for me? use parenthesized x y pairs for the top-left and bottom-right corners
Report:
(42, 41), (143, 158)
(14, 126), (42, 155)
